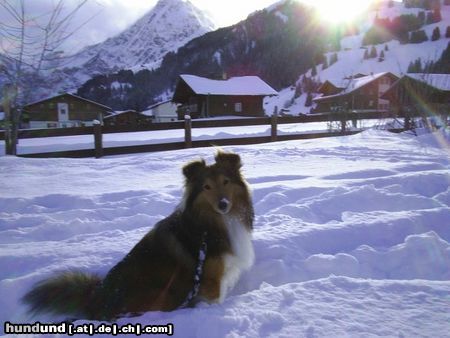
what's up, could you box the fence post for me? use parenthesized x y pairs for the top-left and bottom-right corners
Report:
(93, 120), (103, 158)
(340, 110), (347, 133)
(3, 85), (17, 156)
(184, 115), (192, 148)
(271, 106), (278, 142)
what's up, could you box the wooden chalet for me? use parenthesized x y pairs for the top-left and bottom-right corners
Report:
(141, 100), (178, 123)
(103, 110), (152, 127)
(381, 73), (450, 127)
(313, 72), (399, 113)
(24, 93), (113, 129)
(172, 74), (278, 119)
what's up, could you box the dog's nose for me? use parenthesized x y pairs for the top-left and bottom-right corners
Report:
(218, 198), (229, 212)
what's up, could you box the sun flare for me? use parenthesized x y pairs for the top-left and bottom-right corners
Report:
(303, 0), (373, 24)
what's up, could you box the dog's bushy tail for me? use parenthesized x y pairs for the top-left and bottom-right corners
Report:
(22, 271), (102, 319)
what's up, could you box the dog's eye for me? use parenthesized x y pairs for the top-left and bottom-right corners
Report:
(204, 184), (211, 190)
(223, 179), (229, 186)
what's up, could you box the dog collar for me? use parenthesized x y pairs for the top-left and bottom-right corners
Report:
(180, 231), (208, 308)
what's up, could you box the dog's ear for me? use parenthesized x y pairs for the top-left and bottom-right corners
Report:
(215, 151), (242, 172)
(182, 159), (206, 181)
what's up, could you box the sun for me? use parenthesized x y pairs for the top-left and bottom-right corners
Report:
(303, 0), (373, 24)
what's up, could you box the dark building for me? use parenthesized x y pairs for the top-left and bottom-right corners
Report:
(381, 73), (450, 127)
(172, 74), (278, 119)
(103, 110), (152, 127)
(313, 72), (399, 113)
(24, 93), (113, 129)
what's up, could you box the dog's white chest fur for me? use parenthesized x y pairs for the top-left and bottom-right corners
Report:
(219, 215), (254, 301)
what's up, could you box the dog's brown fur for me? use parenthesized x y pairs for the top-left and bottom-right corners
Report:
(23, 151), (254, 320)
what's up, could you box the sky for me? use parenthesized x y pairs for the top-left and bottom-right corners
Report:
(0, 0), (376, 55)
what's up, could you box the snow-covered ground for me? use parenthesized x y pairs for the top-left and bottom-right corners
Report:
(1, 128), (450, 337)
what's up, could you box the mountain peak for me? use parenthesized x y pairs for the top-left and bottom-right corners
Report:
(65, 0), (215, 71)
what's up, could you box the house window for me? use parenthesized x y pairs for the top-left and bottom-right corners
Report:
(234, 102), (242, 113)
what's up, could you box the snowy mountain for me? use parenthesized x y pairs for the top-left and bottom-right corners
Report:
(64, 0), (215, 72)
(0, 0), (215, 103)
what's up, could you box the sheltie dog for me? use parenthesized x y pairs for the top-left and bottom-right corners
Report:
(23, 151), (254, 320)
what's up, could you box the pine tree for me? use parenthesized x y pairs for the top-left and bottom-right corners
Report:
(378, 50), (385, 62)
(305, 91), (313, 107)
(446, 26), (450, 38)
(384, 44), (389, 51)
(294, 83), (302, 98)
(370, 45), (378, 58)
(417, 11), (426, 25)
(409, 57), (423, 73)
(410, 30), (428, 43)
(363, 49), (369, 60)
(433, 8), (442, 22)
(311, 64), (317, 77)
(322, 56), (329, 70)
(431, 26), (441, 41)
(415, 58), (423, 72)
(426, 8), (441, 24)
(330, 52), (338, 65)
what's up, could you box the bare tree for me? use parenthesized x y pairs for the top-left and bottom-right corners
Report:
(0, 0), (94, 155)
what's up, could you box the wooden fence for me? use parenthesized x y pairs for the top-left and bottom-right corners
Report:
(0, 111), (404, 158)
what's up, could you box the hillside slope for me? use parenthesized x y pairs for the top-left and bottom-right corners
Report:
(268, 0), (450, 115)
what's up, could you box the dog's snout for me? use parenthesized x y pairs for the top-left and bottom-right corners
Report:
(218, 198), (229, 212)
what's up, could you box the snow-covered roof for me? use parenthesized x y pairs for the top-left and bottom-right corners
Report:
(314, 72), (397, 102)
(341, 72), (392, 94)
(179, 74), (278, 96)
(103, 110), (137, 119)
(24, 93), (113, 111)
(140, 109), (154, 117)
(406, 74), (450, 91)
(145, 100), (177, 110)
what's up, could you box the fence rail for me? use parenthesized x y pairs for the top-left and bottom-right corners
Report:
(1, 111), (405, 158)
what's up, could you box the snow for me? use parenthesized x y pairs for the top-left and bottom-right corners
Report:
(179, 75), (278, 96)
(327, 2), (450, 80)
(266, 0), (450, 114)
(1, 127), (450, 337)
(406, 73), (450, 91)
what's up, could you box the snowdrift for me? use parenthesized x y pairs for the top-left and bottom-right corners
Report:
(1, 129), (449, 337)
